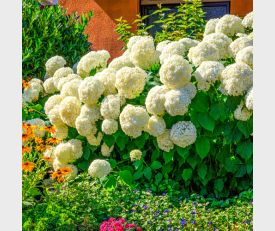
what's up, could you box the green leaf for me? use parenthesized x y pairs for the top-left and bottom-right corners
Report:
(235, 165), (247, 177)
(134, 133), (148, 149)
(195, 137), (210, 159)
(103, 135), (115, 147)
(151, 161), (162, 170)
(214, 179), (224, 192)
(29, 188), (41, 197)
(151, 150), (160, 161)
(237, 118), (253, 138)
(32, 104), (43, 111)
(237, 142), (253, 161)
(116, 136), (128, 151)
(191, 91), (209, 112)
(176, 147), (189, 160)
(155, 173), (163, 185)
(210, 103), (227, 121)
(143, 167), (152, 180)
(133, 168), (144, 180)
(83, 145), (90, 160)
(77, 161), (90, 171)
(182, 168), (192, 181)
(224, 157), (242, 173)
(108, 159), (117, 168)
(197, 113), (215, 131)
(133, 160), (142, 170)
(119, 170), (133, 185)
(246, 163), (253, 175)
(198, 163), (207, 179)
(187, 155), (199, 169)
(163, 151), (173, 164)
(104, 176), (116, 189)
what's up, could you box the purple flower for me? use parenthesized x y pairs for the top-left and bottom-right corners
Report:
(192, 220), (196, 225)
(134, 189), (138, 193)
(168, 219), (172, 223)
(191, 211), (196, 215)
(164, 209), (169, 213)
(192, 201), (198, 206)
(154, 210), (160, 216)
(162, 192), (166, 196)
(143, 205), (148, 210)
(133, 204), (138, 207)
(243, 220), (250, 225)
(180, 218), (186, 226)
(208, 221), (213, 225)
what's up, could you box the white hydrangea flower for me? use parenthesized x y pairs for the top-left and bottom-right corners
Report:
(127, 36), (144, 52)
(43, 146), (55, 160)
(48, 105), (64, 126)
(86, 132), (103, 147)
(130, 149), (142, 161)
(100, 94), (121, 119)
(56, 74), (82, 91)
(43, 77), (58, 94)
(194, 61), (224, 91)
(108, 54), (134, 71)
(215, 14), (244, 36)
(80, 104), (101, 123)
(236, 46), (253, 68)
(236, 33), (248, 38)
(102, 119), (118, 135)
(160, 55), (192, 89)
(130, 36), (159, 69)
(156, 40), (170, 53)
(67, 139), (83, 160)
(61, 79), (82, 99)
(178, 38), (199, 52)
(95, 68), (117, 96)
(119, 104), (150, 138)
(248, 32), (253, 39)
(229, 36), (253, 56)
(144, 115), (166, 137)
(77, 50), (110, 78)
(188, 42), (219, 66)
(242, 11), (253, 29)
(164, 88), (191, 116)
(145, 85), (169, 116)
(234, 101), (252, 121)
(101, 143), (114, 157)
(88, 159), (112, 178)
(26, 118), (46, 137)
(220, 63), (253, 96)
(115, 66), (147, 99)
(45, 56), (66, 76)
(78, 77), (105, 105)
(44, 95), (63, 115)
(181, 83), (197, 100)
(203, 33), (232, 59)
(52, 124), (68, 140)
(170, 121), (197, 148)
(204, 18), (219, 36)
(75, 116), (97, 137)
(159, 41), (185, 64)
(23, 78), (44, 103)
(245, 87), (253, 110)
(53, 67), (74, 88)
(157, 129), (174, 152)
(59, 96), (81, 127)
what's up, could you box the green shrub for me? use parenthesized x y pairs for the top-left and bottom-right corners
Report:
(23, 174), (253, 230)
(22, 0), (92, 79)
(115, 0), (206, 46)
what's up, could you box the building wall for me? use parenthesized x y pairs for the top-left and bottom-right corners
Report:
(60, 0), (253, 60)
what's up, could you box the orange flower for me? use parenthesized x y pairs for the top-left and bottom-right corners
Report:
(22, 162), (35, 172)
(60, 167), (72, 175)
(22, 134), (30, 142)
(46, 137), (60, 145)
(35, 144), (46, 152)
(22, 80), (30, 89)
(34, 137), (43, 144)
(44, 126), (56, 134)
(22, 146), (32, 155)
(51, 167), (72, 183)
(42, 156), (53, 162)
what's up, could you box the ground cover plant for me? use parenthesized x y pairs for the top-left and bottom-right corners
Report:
(23, 0), (92, 80)
(22, 10), (253, 197)
(23, 174), (253, 230)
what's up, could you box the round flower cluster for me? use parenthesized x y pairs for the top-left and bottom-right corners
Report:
(159, 41), (186, 64)
(242, 11), (253, 29)
(234, 101), (252, 121)
(229, 36), (253, 56)
(119, 104), (149, 138)
(101, 143), (114, 157)
(77, 50), (110, 78)
(88, 159), (112, 178)
(215, 14), (244, 36)
(130, 149), (142, 162)
(204, 18), (219, 36)
(23, 78), (44, 103)
(245, 87), (253, 111)
(45, 55), (66, 77)
(145, 115), (166, 137)
(236, 46), (253, 68)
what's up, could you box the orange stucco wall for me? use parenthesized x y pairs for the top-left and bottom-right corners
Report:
(230, 0), (253, 17)
(59, 0), (139, 59)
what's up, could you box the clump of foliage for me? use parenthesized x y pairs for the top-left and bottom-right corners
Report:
(23, 174), (253, 230)
(115, 0), (206, 46)
(22, 0), (92, 79)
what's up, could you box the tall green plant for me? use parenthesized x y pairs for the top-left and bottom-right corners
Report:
(22, 0), (92, 79)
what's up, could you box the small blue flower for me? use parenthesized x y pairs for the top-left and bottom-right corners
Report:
(168, 227), (172, 231)
(133, 189), (138, 193)
(154, 210), (160, 216)
(162, 192), (166, 196)
(133, 203), (138, 207)
(243, 220), (250, 225)
(143, 205), (148, 210)
(180, 218), (186, 226)
(168, 219), (172, 223)
(175, 229), (179, 231)
(164, 209), (169, 213)
(192, 220), (196, 225)
(192, 201), (198, 206)
(191, 211), (196, 215)
(208, 221), (213, 225)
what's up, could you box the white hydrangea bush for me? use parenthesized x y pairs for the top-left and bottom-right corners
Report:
(23, 11), (253, 187)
